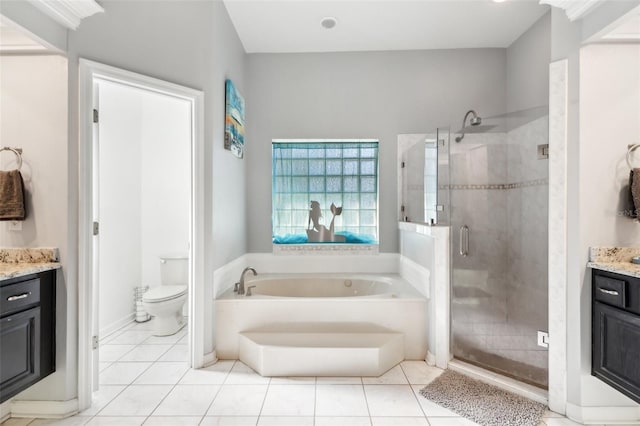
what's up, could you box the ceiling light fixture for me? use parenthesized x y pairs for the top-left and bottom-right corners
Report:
(493, 0), (507, 2)
(320, 17), (337, 29)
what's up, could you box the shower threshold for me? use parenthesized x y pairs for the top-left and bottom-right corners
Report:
(448, 358), (548, 405)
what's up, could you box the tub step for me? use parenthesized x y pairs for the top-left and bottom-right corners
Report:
(238, 322), (404, 377)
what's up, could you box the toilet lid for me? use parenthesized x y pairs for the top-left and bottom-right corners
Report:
(143, 285), (187, 303)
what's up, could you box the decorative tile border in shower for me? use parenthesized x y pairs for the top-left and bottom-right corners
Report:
(439, 178), (549, 191)
(0, 247), (59, 263)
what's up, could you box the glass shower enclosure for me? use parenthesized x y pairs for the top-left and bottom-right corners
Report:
(399, 112), (549, 388)
(398, 129), (450, 226)
(449, 111), (549, 388)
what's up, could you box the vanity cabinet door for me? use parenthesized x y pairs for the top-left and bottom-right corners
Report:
(0, 269), (56, 403)
(0, 306), (41, 402)
(593, 301), (640, 403)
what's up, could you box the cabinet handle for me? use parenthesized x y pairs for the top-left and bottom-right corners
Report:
(599, 288), (619, 296)
(7, 292), (31, 301)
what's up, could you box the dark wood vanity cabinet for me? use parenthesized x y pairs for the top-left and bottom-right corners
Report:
(0, 270), (56, 403)
(592, 269), (640, 404)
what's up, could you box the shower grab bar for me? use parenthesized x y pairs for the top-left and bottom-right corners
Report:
(459, 225), (469, 257)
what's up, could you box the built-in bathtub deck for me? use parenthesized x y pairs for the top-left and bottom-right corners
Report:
(239, 322), (404, 377)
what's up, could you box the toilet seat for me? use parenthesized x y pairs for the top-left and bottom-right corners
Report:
(143, 285), (187, 303)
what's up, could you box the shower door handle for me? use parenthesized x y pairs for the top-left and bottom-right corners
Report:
(459, 225), (469, 257)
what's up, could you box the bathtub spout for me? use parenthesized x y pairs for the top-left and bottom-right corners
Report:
(238, 267), (257, 295)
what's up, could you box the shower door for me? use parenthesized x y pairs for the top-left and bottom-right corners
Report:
(449, 115), (549, 388)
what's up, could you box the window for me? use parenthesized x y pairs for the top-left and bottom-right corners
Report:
(272, 140), (379, 245)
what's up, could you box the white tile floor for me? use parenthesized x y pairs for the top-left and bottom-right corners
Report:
(0, 322), (614, 426)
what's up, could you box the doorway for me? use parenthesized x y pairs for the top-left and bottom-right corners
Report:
(78, 60), (205, 411)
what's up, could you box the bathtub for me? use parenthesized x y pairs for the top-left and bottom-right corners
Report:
(214, 274), (428, 363)
(242, 276), (399, 298)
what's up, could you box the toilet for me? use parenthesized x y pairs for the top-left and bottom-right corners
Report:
(143, 255), (188, 336)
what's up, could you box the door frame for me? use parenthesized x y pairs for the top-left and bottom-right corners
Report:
(78, 59), (205, 411)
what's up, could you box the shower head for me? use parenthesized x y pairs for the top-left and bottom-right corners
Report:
(455, 110), (482, 142)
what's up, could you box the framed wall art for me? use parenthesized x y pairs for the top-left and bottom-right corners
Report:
(224, 79), (245, 158)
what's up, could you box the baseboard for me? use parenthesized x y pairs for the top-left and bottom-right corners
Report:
(1, 399), (12, 423)
(448, 359), (548, 405)
(99, 312), (135, 341)
(10, 398), (79, 419)
(203, 350), (218, 368)
(399, 255), (431, 298)
(425, 351), (436, 366)
(566, 401), (640, 424)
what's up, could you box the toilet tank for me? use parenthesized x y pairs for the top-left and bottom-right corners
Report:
(160, 255), (189, 286)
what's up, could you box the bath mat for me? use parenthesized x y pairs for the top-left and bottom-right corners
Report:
(419, 370), (546, 426)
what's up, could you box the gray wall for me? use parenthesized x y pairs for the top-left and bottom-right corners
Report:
(506, 12), (551, 113)
(0, 0), (67, 52)
(68, 0), (247, 269)
(1, 0), (247, 401)
(68, 0), (247, 366)
(246, 49), (507, 253)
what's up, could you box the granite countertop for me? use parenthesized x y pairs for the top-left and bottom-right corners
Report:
(0, 248), (61, 281)
(587, 247), (640, 279)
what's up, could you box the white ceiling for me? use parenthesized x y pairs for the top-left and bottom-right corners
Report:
(223, 0), (551, 53)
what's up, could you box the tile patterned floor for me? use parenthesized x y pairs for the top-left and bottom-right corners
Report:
(0, 322), (622, 426)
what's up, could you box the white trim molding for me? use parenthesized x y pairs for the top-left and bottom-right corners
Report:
(540, 0), (604, 22)
(548, 59), (569, 415)
(1, 400), (11, 423)
(27, 0), (103, 30)
(566, 402), (640, 424)
(99, 313), (135, 342)
(203, 351), (218, 368)
(78, 58), (206, 410)
(10, 399), (78, 419)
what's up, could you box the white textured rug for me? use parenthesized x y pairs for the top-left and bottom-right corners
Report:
(419, 370), (547, 426)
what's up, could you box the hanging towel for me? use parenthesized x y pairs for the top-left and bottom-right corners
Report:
(0, 170), (26, 221)
(631, 169), (640, 219)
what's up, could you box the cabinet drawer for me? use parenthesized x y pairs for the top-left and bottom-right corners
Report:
(594, 275), (626, 308)
(1, 278), (41, 317)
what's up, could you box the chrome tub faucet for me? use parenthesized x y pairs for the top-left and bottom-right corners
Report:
(235, 267), (257, 295)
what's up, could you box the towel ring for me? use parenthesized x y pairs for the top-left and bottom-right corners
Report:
(0, 147), (22, 171)
(628, 144), (640, 170)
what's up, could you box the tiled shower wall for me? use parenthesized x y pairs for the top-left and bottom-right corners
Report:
(450, 114), (549, 387)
